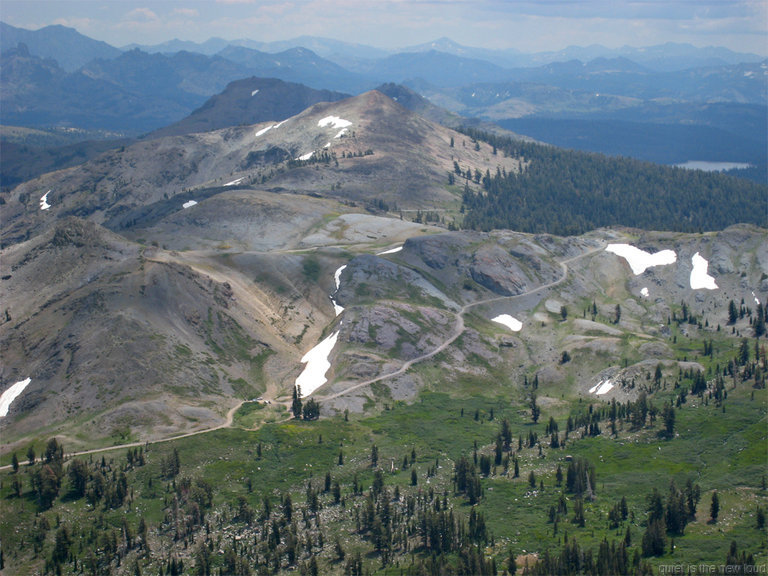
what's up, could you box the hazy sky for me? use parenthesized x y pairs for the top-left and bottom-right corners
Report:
(2, 0), (766, 55)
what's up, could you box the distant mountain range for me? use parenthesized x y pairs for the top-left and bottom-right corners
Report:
(0, 21), (121, 71)
(1, 20), (765, 184)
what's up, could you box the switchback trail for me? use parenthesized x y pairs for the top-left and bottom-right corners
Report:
(314, 243), (606, 402)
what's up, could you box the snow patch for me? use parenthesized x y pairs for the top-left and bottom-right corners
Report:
(40, 190), (51, 210)
(334, 128), (348, 139)
(224, 177), (245, 187)
(324, 142), (331, 148)
(334, 265), (347, 291)
(0, 378), (31, 417)
(318, 116), (352, 129)
(589, 379), (614, 395)
(690, 252), (718, 290)
(255, 125), (273, 137)
(605, 244), (677, 275)
(331, 265), (347, 316)
(297, 151), (314, 161)
(182, 200), (198, 209)
(753, 292), (760, 305)
(377, 246), (403, 255)
(640, 287), (649, 298)
(492, 314), (523, 332)
(295, 331), (339, 397)
(251, 89), (260, 96)
(331, 300), (344, 316)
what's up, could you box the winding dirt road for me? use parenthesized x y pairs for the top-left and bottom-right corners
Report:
(314, 242), (605, 401)
(0, 242), (604, 469)
(0, 401), (246, 470)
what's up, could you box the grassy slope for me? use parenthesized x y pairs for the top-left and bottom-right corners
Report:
(1, 358), (765, 574)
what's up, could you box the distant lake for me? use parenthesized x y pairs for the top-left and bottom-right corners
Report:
(675, 161), (752, 172)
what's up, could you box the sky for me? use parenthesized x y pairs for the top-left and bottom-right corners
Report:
(1, 0), (766, 55)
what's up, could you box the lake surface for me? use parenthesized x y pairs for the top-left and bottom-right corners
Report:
(675, 161), (751, 172)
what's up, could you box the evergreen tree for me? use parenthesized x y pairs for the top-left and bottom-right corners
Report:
(641, 518), (667, 557)
(710, 491), (720, 523)
(292, 385), (303, 419)
(530, 393), (540, 423)
(662, 403), (676, 438)
(728, 300), (739, 324)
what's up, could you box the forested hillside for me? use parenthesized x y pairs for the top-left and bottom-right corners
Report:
(458, 129), (767, 235)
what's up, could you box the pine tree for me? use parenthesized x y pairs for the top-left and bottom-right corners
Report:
(662, 402), (676, 438)
(530, 394), (540, 423)
(292, 385), (303, 419)
(710, 491), (720, 523)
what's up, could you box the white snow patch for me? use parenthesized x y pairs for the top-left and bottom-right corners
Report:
(377, 246), (403, 255)
(753, 291), (760, 305)
(640, 287), (649, 298)
(224, 177), (245, 187)
(297, 151), (314, 161)
(690, 252), (718, 290)
(324, 142), (331, 148)
(334, 128), (348, 139)
(318, 116), (352, 129)
(182, 200), (198, 209)
(331, 299), (344, 316)
(0, 377), (31, 417)
(40, 190), (51, 210)
(492, 314), (523, 332)
(274, 120), (287, 128)
(589, 379), (614, 395)
(334, 265), (347, 291)
(251, 89), (260, 96)
(295, 331), (339, 397)
(255, 125), (273, 137)
(605, 244), (677, 275)
(330, 265), (347, 316)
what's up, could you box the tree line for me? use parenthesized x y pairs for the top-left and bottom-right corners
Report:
(456, 127), (768, 235)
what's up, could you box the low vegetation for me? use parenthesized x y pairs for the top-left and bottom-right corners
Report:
(2, 311), (765, 575)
